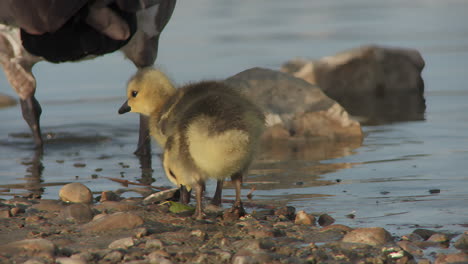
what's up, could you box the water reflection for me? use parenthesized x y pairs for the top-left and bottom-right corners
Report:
(0, 150), (44, 198)
(246, 137), (362, 190)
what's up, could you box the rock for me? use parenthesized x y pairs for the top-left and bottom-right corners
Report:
(435, 252), (468, 264)
(55, 257), (87, 264)
(60, 203), (94, 223)
(103, 250), (123, 262)
(59, 183), (93, 204)
(0, 238), (56, 258)
(342, 227), (393, 246)
(412, 229), (437, 240)
(0, 93), (16, 108)
(108, 237), (134, 249)
(225, 67), (363, 140)
(281, 45), (426, 125)
(454, 233), (468, 251)
(318, 213), (335, 227)
(427, 233), (450, 243)
(295, 210), (316, 225)
(81, 212), (144, 233)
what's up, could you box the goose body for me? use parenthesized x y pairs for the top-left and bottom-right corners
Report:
(119, 68), (265, 219)
(0, 0), (176, 153)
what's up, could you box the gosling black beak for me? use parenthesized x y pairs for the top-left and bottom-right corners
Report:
(118, 100), (131, 114)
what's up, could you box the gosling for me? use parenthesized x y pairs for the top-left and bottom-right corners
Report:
(118, 68), (265, 219)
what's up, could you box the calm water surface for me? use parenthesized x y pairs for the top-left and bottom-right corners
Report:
(1, 0), (467, 237)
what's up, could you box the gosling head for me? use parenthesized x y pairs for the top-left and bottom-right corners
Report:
(119, 68), (175, 116)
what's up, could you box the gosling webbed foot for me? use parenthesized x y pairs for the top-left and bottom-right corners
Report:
(211, 180), (224, 206)
(230, 200), (246, 218)
(179, 185), (191, 204)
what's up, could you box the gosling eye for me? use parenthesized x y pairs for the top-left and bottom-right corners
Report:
(131, 91), (138, 97)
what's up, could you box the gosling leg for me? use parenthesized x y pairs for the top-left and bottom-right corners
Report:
(230, 173), (245, 217)
(211, 180), (224, 206)
(193, 181), (206, 220)
(20, 96), (43, 149)
(179, 185), (191, 204)
(134, 114), (151, 156)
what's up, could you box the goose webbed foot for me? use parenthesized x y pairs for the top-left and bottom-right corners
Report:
(20, 96), (43, 149)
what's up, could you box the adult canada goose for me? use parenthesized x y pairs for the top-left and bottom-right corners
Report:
(119, 68), (265, 219)
(0, 0), (176, 155)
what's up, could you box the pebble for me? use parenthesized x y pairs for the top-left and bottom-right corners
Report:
(397, 241), (423, 257)
(94, 201), (140, 212)
(99, 191), (121, 202)
(232, 249), (272, 264)
(10, 206), (24, 216)
(108, 237), (135, 249)
(148, 252), (173, 264)
(320, 224), (353, 233)
(60, 203), (94, 223)
(59, 183), (93, 204)
(134, 227), (149, 238)
(81, 212), (144, 233)
(55, 257), (87, 264)
(342, 227), (393, 246)
(23, 259), (46, 264)
(274, 206), (296, 220)
(318, 213), (335, 227)
(0, 238), (56, 258)
(145, 239), (163, 249)
(0, 208), (10, 218)
(31, 199), (65, 212)
(294, 210), (316, 225)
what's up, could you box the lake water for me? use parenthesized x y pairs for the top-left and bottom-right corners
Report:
(1, 0), (467, 238)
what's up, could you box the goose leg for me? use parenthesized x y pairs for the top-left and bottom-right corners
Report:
(134, 114), (151, 156)
(211, 179), (224, 206)
(230, 173), (245, 217)
(193, 181), (206, 220)
(20, 96), (43, 149)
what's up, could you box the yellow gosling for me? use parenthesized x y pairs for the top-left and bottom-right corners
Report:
(119, 68), (265, 219)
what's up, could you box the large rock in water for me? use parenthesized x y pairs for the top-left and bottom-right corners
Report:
(281, 45), (426, 125)
(225, 67), (363, 141)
